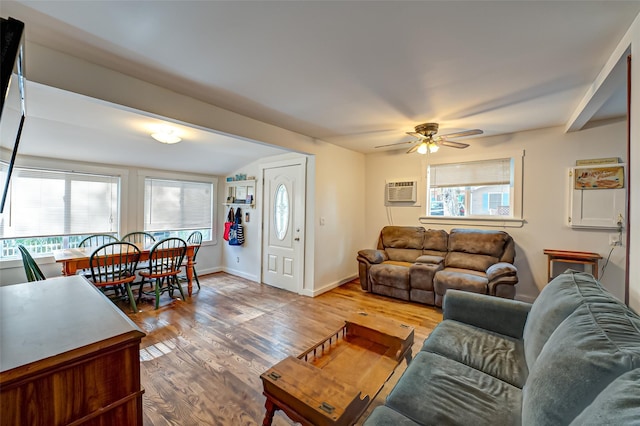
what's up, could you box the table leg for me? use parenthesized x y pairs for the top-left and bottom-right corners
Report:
(186, 256), (194, 297)
(61, 261), (77, 277)
(262, 399), (277, 426)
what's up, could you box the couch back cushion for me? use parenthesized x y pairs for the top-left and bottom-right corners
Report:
(522, 302), (640, 425)
(448, 229), (511, 257)
(385, 248), (423, 263)
(423, 229), (448, 254)
(523, 271), (621, 369)
(378, 226), (425, 250)
(569, 368), (640, 425)
(445, 252), (498, 272)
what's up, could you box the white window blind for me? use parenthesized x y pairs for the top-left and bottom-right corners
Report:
(429, 158), (512, 188)
(144, 178), (212, 232)
(0, 166), (119, 238)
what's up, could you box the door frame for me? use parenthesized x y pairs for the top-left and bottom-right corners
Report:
(259, 157), (307, 293)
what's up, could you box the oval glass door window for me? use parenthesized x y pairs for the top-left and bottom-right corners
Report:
(274, 184), (289, 240)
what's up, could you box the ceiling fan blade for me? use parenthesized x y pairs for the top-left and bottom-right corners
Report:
(406, 132), (427, 139)
(439, 140), (470, 149)
(407, 144), (420, 154)
(374, 140), (415, 149)
(439, 129), (483, 139)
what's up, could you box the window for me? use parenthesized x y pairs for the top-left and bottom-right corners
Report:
(0, 164), (119, 258)
(427, 157), (516, 218)
(143, 177), (213, 241)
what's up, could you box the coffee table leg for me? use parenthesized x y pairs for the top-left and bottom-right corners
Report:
(262, 398), (277, 426)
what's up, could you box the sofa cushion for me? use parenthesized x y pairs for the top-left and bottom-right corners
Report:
(522, 302), (640, 425)
(370, 263), (411, 290)
(421, 320), (528, 388)
(434, 269), (488, 294)
(380, 226), (424, 249)
(386, 352), (522, 425)
(522, 271), (622, 369)
(569, 368), (640, 425)
(363, 406), (422, 426)
(423, 229), (448, 251)
(446, 251), (498, 272)
(448, 229), (509, 258)
(386, 248), (423, 263)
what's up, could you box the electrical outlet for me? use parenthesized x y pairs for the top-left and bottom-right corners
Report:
(609, 234), (621, 246)
(236, 256), (240, 263)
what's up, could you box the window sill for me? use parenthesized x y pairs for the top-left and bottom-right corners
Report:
(419, 216), (525, 228)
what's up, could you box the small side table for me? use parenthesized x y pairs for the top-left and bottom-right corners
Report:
(543, 249), (603, 282)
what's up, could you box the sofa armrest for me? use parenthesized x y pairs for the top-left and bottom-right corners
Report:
(415, 255), (444, 265)
(443, 289), (531, 339)
(357, 249), (387, 264)
(486, 262), (517, 280)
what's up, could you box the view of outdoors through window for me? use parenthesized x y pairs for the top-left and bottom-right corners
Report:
(427, 157), (513, 218)
(429, 185), (511, 217)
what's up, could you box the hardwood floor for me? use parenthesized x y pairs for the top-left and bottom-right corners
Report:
(123, 272), (442, 426)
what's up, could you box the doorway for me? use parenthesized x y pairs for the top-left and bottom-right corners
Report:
(261, 159), (306, 293)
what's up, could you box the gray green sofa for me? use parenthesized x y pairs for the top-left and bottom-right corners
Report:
(357, 226), (518, 307)
(363, 270), (640, 425)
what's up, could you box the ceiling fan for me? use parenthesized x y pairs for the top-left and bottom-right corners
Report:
(375, 123), (483, 154)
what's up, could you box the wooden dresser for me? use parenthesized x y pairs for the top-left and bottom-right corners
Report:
(0, 275), (146, 426)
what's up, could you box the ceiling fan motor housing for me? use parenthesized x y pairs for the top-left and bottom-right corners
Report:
(415, 123), (439, 136)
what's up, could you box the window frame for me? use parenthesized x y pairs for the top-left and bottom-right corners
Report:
(421, 151), (525, 226)
(136, 169), (218, 246)
(0, 155), (128, 262)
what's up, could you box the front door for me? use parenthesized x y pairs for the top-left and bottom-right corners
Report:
(262, 161), (305, 293)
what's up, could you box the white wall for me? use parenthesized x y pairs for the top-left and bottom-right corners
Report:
(365, 121), (628, 302)
(23, 43), (367, 294)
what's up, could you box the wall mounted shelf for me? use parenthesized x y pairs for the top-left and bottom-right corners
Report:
(224, 179), (255, 209)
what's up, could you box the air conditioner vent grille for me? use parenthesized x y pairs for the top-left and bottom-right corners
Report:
(386, 181), (417, 202)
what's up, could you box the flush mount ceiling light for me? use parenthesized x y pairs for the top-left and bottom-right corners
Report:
(151, 126), (182, 144)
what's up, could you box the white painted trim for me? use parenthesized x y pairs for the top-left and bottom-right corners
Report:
(419, 216), (526, 228)
(301, 275), (358, 297)
(196, 266), (224, 276)
(221, 267), (259, 283)
(565, 19), (635, 132)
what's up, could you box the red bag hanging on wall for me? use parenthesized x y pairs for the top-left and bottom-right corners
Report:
(223, 207), (234, 241)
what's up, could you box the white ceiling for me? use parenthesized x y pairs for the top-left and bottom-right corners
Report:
(2, 1), (639, 175)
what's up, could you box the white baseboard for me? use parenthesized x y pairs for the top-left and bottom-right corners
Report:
(300, 274), (358, 297)
(221, 267), (259, 283)
(198, 266), (223, 276)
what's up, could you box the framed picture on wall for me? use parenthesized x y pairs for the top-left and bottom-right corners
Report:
(574, 165), (624, 190)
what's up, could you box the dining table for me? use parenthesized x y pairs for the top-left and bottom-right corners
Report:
(52, 242), (198, 296)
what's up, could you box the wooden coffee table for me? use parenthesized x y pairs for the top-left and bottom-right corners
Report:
(260, 312), (414, 426)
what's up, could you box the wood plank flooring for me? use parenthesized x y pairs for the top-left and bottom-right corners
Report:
(124, 272), (442, 426)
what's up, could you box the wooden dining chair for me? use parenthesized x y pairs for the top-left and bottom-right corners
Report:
(121, 231), (156, 246)
(18, 244), (46, 282)
(186, 231), (203, 290)
(89, 242), (141, 313)
(138, 237), (187, 309)
(79, 234), (119, 248)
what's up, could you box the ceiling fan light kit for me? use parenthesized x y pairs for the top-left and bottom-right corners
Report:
(374, 122), (483, 155)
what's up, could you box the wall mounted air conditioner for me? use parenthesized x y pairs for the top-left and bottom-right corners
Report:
(386, 181), (417, 203)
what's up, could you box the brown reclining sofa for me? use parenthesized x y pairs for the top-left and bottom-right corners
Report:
(357, 226), (518, 307)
